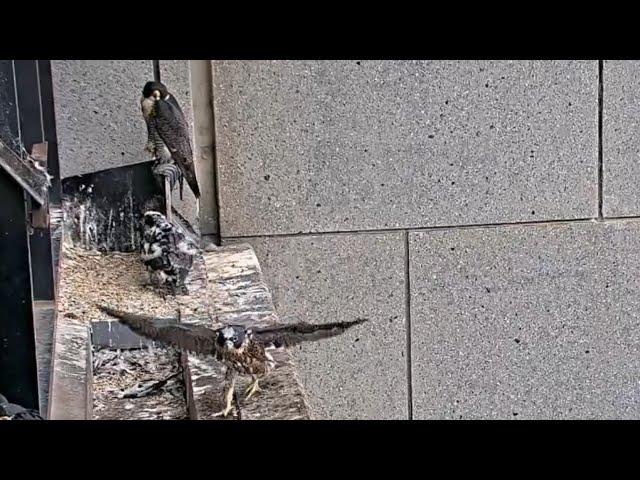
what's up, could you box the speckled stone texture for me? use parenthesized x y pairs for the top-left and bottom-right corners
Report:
(52, 60), (154, 178)
(410, 220), (640, 419)
(228, 233), (408, 419)
(603, 61), (640, 217)
(213, 60), (599, 237)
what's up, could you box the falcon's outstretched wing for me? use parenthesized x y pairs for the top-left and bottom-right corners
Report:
(96, 305), (216, 354)
(154, 98), (200, 198)
(252, 318), (368, 348)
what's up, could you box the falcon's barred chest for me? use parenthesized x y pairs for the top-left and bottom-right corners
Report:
(142, 97), (171, 161)
(214, 326), (276, 376)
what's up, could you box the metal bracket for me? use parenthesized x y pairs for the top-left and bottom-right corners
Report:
(29, 142), (49, 229)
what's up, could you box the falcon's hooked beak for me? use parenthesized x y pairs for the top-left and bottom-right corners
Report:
(152, 90), (162, 100)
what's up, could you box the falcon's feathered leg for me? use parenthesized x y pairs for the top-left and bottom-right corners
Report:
(244, 375), (261, 400)
(141, 268), (154, 287)
(164, 176), (173, 222)
(172, 267), (190, 296)
(212, 368), (237, 418)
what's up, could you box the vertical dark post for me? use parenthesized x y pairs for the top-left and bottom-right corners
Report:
(14, 61), (43, 148)
(38, 60), (63, 296)
(14, 60), (56, 301)
(0, 60), (39, 409)
(0, 170), (39, 410)
(37, 60), (62, 206)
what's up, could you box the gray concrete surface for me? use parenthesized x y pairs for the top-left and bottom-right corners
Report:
(48, 320), (91, 419)
(52, 60), (154, 178)
(189, 60), (218, 235)
(213, 60), (599, 237)
(409, 220), (640, 419)
(603, 61), (640, 217)
(228, 232), (408, 419)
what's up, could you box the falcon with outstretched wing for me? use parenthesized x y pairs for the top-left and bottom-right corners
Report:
(96, 304), (367, 417)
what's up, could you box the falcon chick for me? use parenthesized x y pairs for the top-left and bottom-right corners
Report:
(96, 305), (368, 418)
(0, 394), (43, 420)
(141, 210), (199, 295)
(141, 81), (200, 199)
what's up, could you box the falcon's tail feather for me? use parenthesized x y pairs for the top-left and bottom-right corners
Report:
(253, 318), (369, 348)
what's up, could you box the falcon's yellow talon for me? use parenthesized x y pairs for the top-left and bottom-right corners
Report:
(245, 378), (261, 400)
(212, 405), (234, 418)
(212, 386), (235, 418)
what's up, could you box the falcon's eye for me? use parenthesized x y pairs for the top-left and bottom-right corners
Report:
(232, 336), (238, 343)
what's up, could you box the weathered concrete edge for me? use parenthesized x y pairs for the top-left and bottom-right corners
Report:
(48, 236), (92, 420)
(48, 319), (91, 420)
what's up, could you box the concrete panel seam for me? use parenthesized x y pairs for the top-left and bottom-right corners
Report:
(220, 217), (610, 241)
(598, 60), (604, 220)
(404, 230), (413, 420)
(225, 216), (640, 242)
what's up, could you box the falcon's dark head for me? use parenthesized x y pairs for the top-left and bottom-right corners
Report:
(216, 325), (252, 352)
(143, 210), (165, 227)
(142, 81), (169, 100)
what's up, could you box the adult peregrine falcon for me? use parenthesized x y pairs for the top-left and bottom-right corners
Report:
(96, 305), (368, 418)
(141, 81), (201, 199)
